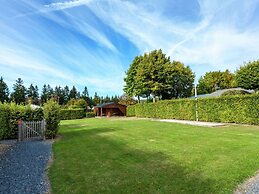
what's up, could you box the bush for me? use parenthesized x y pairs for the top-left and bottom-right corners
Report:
(0, 103), (44, 140)
(127, 94), (259, 125)
(0, 103), (11, 140)
(86, 112), (95, 118)
(221, 90), (251, 96)
(60, 108), (85, 120)
(43, 99), (61, 139)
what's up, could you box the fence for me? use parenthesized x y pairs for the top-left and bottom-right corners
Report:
(18, 120), (46, 141)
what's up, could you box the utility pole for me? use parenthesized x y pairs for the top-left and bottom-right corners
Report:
(195, 84), (199, 122)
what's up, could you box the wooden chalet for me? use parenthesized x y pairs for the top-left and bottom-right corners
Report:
(94, 103), (127, 117)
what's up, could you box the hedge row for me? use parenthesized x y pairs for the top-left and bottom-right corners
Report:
(127, 94), (259, 125)
(0, 103), (44, 140)
(60, 108), (86, 120)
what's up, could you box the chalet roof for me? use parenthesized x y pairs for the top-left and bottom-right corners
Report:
(94, 102), (126, 108)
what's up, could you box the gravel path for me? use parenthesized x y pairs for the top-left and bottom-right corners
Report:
(157, 119), (225, 127)
(0, 140), (52, 194)
(235, 172), (259, 194)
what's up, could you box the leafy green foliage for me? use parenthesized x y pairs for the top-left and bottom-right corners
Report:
(0, 102), (44, 140)
(27, 84), (39, 104)
(118, 94), (137, 106)
(0, 103), (10, 139)
(197, 70), (237, 94)
(60, 108), (85, 120)
(221, 90), (251, 96)
(86, 112), (96, 118)
(124, 49), (195, 101)
(11, 78), (26, 104)
(236, 60), (259, 91)
(0, 77), (9, 103)
(128, 94), (259, 124)
(43, 99), (61, 139)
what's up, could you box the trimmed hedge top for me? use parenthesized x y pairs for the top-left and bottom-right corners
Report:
(127, 94), (259, 125)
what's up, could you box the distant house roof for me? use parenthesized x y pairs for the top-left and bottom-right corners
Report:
(190, 88), (254, 99)
(30, 104), (41, 110)
(94, 102), (126, 108)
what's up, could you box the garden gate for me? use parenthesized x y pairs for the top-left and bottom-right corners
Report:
(18, 120), (46, 141)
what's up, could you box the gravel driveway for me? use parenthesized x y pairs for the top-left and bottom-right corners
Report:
(0, 140), (52, 194)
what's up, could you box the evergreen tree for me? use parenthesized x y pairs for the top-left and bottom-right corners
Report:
(0, 76), (9, 103)
(63, 86), (70, 104)
(46, 84), (54, 99)
(69, 86), (78, 99)
(93, 92), (100, 105)
(54, 86), (65, 105)
(11, 78), (26, 104)
(27, 84), (39, 104)
(41, 84), (48, 104)
(82, 86), (89, 99)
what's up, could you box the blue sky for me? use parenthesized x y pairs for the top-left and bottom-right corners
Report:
(0, 0), (259, 96)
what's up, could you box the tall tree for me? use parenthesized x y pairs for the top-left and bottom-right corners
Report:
(69, 86), (78, 99)
(82, 86), (89, 99)
(118, 94), (137, 106)
(54, 86), (65, 105)
(63, 86), (70, 104)
(236, 60), (259, 91)
(46, 85), (54, 99)
(161, 61), (195, 99)
(124, 49), (195, 101)
(124, 55), (144, 102)
(27, 84), (39, 104)
(0, 76), (9, 103)
(41, 84), (48, 104)
(11, 78), (26, 104)
(197, 70), (237, 94)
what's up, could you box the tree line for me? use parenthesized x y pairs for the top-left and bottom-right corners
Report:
(124, 49), (259, 101)
(0, 77), (120, 107)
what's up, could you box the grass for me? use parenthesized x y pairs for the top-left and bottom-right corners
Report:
(49, 118), (259, 194)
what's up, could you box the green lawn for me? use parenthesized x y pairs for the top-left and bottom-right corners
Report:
(49, 118), (259, 194)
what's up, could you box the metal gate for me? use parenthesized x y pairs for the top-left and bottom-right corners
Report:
(18, 120), (46, 141)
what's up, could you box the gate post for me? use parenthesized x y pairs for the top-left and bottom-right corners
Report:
(42, 120), (46, 140)
(18, 120), (22, 141)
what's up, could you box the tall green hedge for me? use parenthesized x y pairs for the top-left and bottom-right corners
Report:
(127, 94), (259, 125)
(0, 103), (44, 140)
(60, 108), (85, 120)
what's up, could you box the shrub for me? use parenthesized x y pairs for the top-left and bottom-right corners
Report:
(0, 103), (44, 140)
(221, 90), (251, 96)
(127, 94), (259, 125)
(60, 108), (85, 120)
(0, 103), (11, 140)
(43, 99), (61, 139)
(86, 112), (95, 118)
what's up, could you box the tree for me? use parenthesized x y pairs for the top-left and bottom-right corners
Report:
(118, 94), (137, 106)
(93, 92), (100, 105)
(0, 77), (9, 103)
(41, 84), (48, 104)
(11, 78), (26, 104)
(54, 86), (65, 105)
(69, 86), (78, 99)
(161, 61), (195, 99)
(26, 84), (39, 104)
(124, 55), (144, 102)
(197, 70), (237, 94)
(236, 60), (259, 91)
(63, 86), (70, 104)
(124, 49), (195, 101)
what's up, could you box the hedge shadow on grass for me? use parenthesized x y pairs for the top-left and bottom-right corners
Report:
(49, 127), (218, 194)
